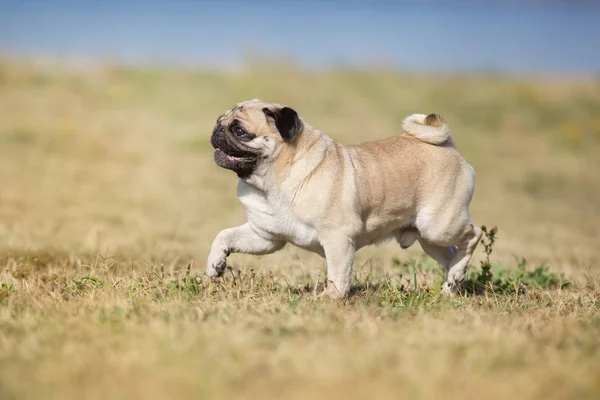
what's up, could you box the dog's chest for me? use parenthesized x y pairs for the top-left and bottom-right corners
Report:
(237, 181), (319, 249)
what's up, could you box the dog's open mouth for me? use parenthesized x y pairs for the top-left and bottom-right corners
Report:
(213, 145), (258, 178)
(210, 127), (259, 178)
(215, 147), (255, 162)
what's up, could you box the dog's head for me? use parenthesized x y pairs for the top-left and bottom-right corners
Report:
(210, 99), (304, 178)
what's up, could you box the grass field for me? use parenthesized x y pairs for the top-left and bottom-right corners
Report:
(1, 59), (599, 399)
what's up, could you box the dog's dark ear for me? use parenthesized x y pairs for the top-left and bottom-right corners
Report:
(262, 106), (303, 142)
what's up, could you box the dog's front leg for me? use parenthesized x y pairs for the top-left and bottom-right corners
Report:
(320, 235), (356, 299)
(207, 223), (284, 277)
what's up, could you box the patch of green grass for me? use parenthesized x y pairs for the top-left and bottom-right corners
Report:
(462, 260), (569, 297)
(462, 226), (569, 296)
(67, 275), (105, 293)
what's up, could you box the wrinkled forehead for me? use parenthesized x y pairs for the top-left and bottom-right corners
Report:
(217, 99), (273, 124)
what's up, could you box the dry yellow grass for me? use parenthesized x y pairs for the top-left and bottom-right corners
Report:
(0, 59), (599, 399)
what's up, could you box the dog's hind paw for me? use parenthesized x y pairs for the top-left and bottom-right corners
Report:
(206, 252), (227, 278)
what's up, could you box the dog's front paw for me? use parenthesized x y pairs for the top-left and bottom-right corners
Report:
(318, 283), (348, 300)
(206, 250), (227, 278)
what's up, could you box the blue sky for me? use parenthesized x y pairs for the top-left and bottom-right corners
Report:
(1, 1), (599, 74)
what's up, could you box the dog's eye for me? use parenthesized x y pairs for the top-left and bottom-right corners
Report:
(233, 126), (247, 136)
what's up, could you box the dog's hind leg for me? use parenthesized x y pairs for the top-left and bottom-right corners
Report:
(442, 224), (482, 294)
(418, 239), (457, 276)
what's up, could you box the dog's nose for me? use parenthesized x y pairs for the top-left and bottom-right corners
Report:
(212, 125), (224, 135)
(211, 125), (225, 149)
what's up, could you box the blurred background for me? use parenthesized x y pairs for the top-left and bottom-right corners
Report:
(1, 0), (599, 276)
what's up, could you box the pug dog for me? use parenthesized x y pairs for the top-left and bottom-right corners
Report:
(207, 99), (482, 298)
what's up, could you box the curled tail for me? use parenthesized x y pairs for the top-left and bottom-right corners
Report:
(401, 113), (454, 146)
